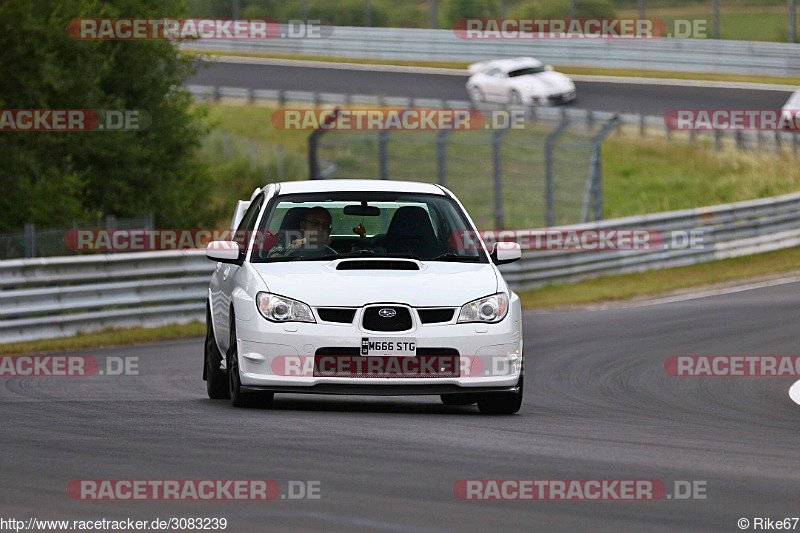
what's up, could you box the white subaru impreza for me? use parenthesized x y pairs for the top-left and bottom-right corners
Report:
(203, 179), (524, 414)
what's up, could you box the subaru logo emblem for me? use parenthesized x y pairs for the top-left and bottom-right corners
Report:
(378, 308), (396, 318)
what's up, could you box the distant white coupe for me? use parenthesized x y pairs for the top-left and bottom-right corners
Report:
(466, 57), (576, 106)
(782, 89), (800, 113)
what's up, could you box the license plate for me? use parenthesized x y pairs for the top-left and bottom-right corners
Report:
(361, 337), (416, 356)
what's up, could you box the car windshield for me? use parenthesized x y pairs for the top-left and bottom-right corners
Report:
(252, 191), (486, 263)
(508, 67), (545, 77)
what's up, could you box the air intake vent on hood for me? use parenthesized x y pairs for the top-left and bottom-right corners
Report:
(336, 260), (419, 271)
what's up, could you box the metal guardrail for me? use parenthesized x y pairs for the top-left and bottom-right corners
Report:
(1, 192), (799, 343)
(181, 26), (800, 77)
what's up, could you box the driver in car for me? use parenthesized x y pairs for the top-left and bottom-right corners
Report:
(269, 207), (333, 257)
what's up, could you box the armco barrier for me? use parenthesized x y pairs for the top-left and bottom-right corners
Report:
(181, 26), (800, 77)
(1, 192), (799, 342)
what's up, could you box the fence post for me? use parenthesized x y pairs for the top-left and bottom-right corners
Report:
(379, 130), (391, 180)
(436, 130), (452, 186)
(308, 108), (340, 179)
(24, 223), (35, 258)
(544, 115), (570, 227)
(492, 126), (510, 229)
(639, 113), (645, 137)
(714, 129), (722, 151)
(147, 212), (155, 230)
(582, 115), (620, 223)
(105, 215), (117, 230)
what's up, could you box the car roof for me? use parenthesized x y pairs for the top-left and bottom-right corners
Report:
(268, 179), (446, 196)
(482, 57), (544, 73)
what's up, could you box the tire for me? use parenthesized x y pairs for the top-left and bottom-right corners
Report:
(509, 90), (523, 106)
(468, 86), (485, 104)
(477, 359), (524, 415)
(227, 314), (274, 408)
(204, 305), (229, 400)
(440, 394), (478, 406)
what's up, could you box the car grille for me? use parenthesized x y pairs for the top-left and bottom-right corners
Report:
(313, 347), (460, 378)
(417, 308), (456, 324)
(317, 308), (357, 324)
(362, 305), (412, 332)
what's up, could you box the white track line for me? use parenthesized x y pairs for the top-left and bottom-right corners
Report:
(790, 380), (800, 406)
(570, 275), (800, 311)
(206, 55), (797, 91)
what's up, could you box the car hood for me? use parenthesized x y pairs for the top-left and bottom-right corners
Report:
(252, 260), (499, 307)
(510, 71), (574, 93)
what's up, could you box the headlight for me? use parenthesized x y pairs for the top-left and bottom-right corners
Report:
(458, 293), (509, 323)
(256, 292), (315, 323)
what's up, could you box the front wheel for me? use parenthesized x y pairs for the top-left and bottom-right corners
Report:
(477, 361), (524, 415)
(204, 306), (229, 400)
(228, 316), (274, 408)
(508, 90), (523, 106)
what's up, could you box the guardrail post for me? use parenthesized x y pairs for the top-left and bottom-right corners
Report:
(247, 87), (254, 104)
(714, 129), (722, 151)
(492, 125), (511, 229)
(736, 130), (744, 150)
(639, 113), (645, 137)
(544, 115), (570, 227)
(794, 132), (798, 153)
(24, 223), (35, 258)
(379, 130), (390, 180)
(582, 115), (620, 223)
(436, 130), (452, 186)
(278, 90), (285, 108)
(308, 107), (340, 179)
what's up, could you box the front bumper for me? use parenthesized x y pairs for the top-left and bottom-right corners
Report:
(233, 301), (523, 395)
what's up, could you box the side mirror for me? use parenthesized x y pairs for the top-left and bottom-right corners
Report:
(544, 64), (554, 72)
(490, 242), (521, 265)
(206, 241), (242, 264)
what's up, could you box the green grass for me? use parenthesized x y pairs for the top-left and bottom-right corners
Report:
(519, 244), (800, 307)
(0, 322), (205, 356)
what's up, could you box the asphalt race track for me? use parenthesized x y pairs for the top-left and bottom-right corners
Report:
(188, 61), (794, 115)
(2, 282), (798, 532)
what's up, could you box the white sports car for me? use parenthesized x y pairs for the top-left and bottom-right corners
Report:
(466, 57), (576, 106)
(204, 179), (524, 414)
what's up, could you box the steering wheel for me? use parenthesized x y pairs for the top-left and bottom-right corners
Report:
(282, 245), (338, 258)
